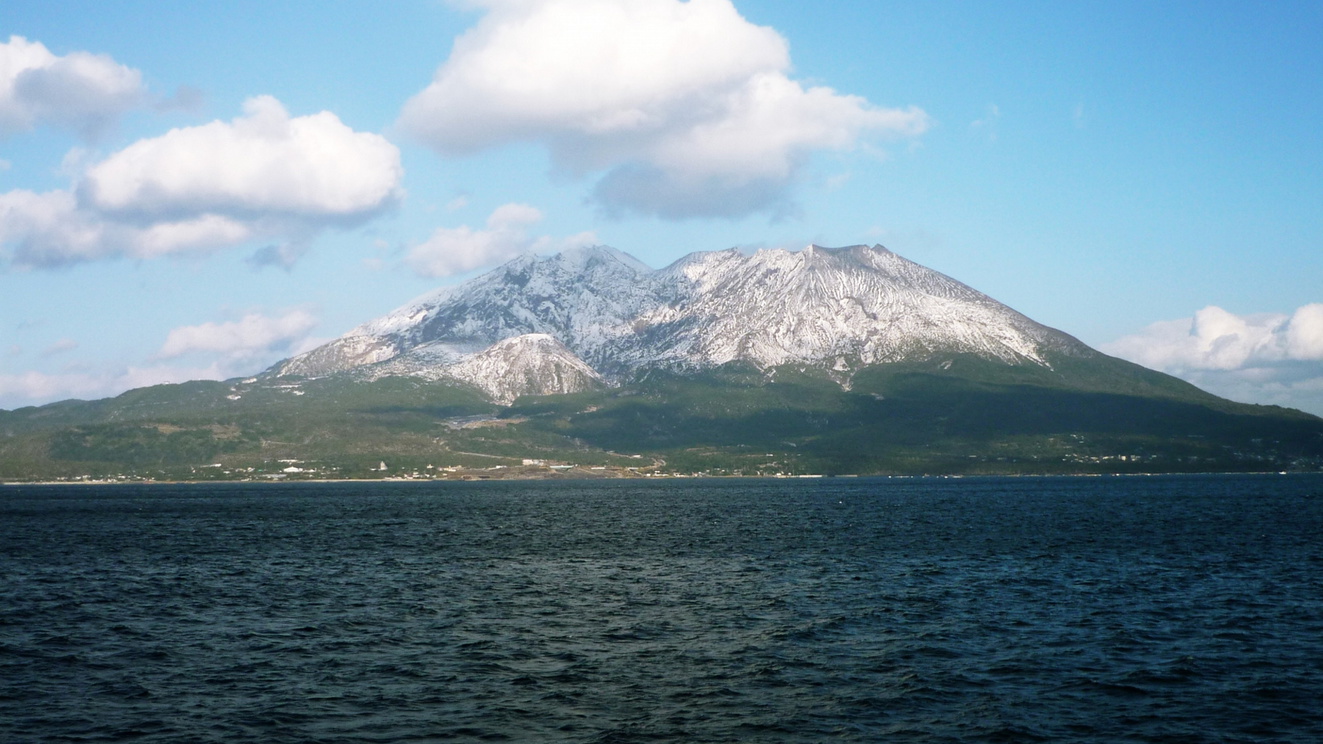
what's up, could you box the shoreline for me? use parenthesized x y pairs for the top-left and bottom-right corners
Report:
(2, 470), (1310, 486)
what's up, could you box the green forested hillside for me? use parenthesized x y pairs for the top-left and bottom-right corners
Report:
(2, 355), (1321, 482)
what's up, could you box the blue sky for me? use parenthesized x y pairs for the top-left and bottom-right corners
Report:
(2, 0), (1321, 414)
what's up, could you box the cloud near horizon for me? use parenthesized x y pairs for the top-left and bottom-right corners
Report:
(398, 0), (929, 219)
(0, 363), (231, 409)
(0, 309), (324, 410)
(156, 309), (320, 362)
(405, 203), (598, 278)
(0, 35), (145, 140)
(0, 96), (403, 268)
(1103, 304), (1323, 416)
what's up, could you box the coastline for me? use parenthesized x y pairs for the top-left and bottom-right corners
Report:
(2, 469), (1310, 486)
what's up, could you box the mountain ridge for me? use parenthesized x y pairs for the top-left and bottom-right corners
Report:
(271, 243), (1099, 391)
(4, 243), (1321, 481)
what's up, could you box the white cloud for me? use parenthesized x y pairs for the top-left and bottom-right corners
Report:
(0, 363), (229, 409)
(405, 203), (598, 278)
(115, 363), (231, 392)
(398, 0), (929, 219)
(0, 309), (323, 410)
(157, 309), (319, 362)
(0, 189), (105, 264)
(0, 35), (145, 139)
(1103, 304), (1323, 416)
(0, 96), (403, 268)
(1105, 305), (1323, 371)
(0, 307), (328, 407)
(137, 215), (256, 259)
(406, 203), (542, 278)
(1285, 303), (1323, 360)
(83, 96), (402, 219)
(0, 188), (259, 266)
(0, 369), (118, 405)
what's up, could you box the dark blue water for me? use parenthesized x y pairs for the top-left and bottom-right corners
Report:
(2, 475), (1322, 743)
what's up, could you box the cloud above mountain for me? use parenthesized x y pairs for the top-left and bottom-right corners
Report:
(157, 309), (320, 362)
(0, 96), (403, 268)
(398, 0), (929, 219)
(0, 308), (323, 409)
(405, 203), (598, 278)
(0, 364), (228, 408)
(1104, 304), (1323, 415)
(0, 35), (145, 139)
(82, 96), (402, 220)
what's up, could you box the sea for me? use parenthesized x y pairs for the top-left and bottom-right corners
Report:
(2, 474), (1321, 743)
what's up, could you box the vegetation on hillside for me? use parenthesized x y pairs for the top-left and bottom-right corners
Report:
(2, 356), (1321, 482)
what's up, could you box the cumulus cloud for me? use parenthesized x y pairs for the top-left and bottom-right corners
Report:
(0, 189), (105, 264)
(0, 96), (403, 268)
(1103, 304), (1323, 416)
(406, 203), (597, 278)
(0, 35), (145, 139)
(398, 0), (929, 219)
(1105, 305), (1323, 371)
(83, 96), (402, 220)
(0, 187), (260, 266)
(0, 309), (324, 410)
(0, 369), (123, 406)
(157, 309), (319, 362)
(0, 364), (228, 409)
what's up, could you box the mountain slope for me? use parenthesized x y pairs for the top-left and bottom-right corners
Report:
(4, 243), (1321, 481)
(445, 333), (604, 405)
(273, 243), (1097, 385)
(617, 244), (1090, 375)
(275, 244), (659, 379)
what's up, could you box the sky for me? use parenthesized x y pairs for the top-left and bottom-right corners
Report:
(2, 0), (1321, 415)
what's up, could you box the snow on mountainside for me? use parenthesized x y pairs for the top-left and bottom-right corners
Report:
(270, 243), (1097, 400)
(445, 333), (604, 405)
(277, 244), (659, 379)
(616, 244), (1087, 374)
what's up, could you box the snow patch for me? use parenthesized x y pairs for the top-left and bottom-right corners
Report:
(272, 243), (1094, 396)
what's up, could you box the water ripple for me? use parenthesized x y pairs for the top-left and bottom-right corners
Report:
(2, 474), (1322, 742)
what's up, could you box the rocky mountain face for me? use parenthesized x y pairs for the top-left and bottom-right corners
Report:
(10, 242), (1323, 481)
(622, 244), (1090, 375)
(444, 334), (604, 405)
(271, 243), (1099, 400)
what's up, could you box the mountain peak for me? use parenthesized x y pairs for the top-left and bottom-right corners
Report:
(447, 332), (603, 405)
(273, 242), (1096, 397)
(553, 244), (651, 275)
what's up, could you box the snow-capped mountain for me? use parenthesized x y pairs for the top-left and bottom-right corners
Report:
(445, 333), (604, 405)
(276, 244), (657, 378)
(617, 244), (1088, 374)
(271, 243), (1097, 399)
